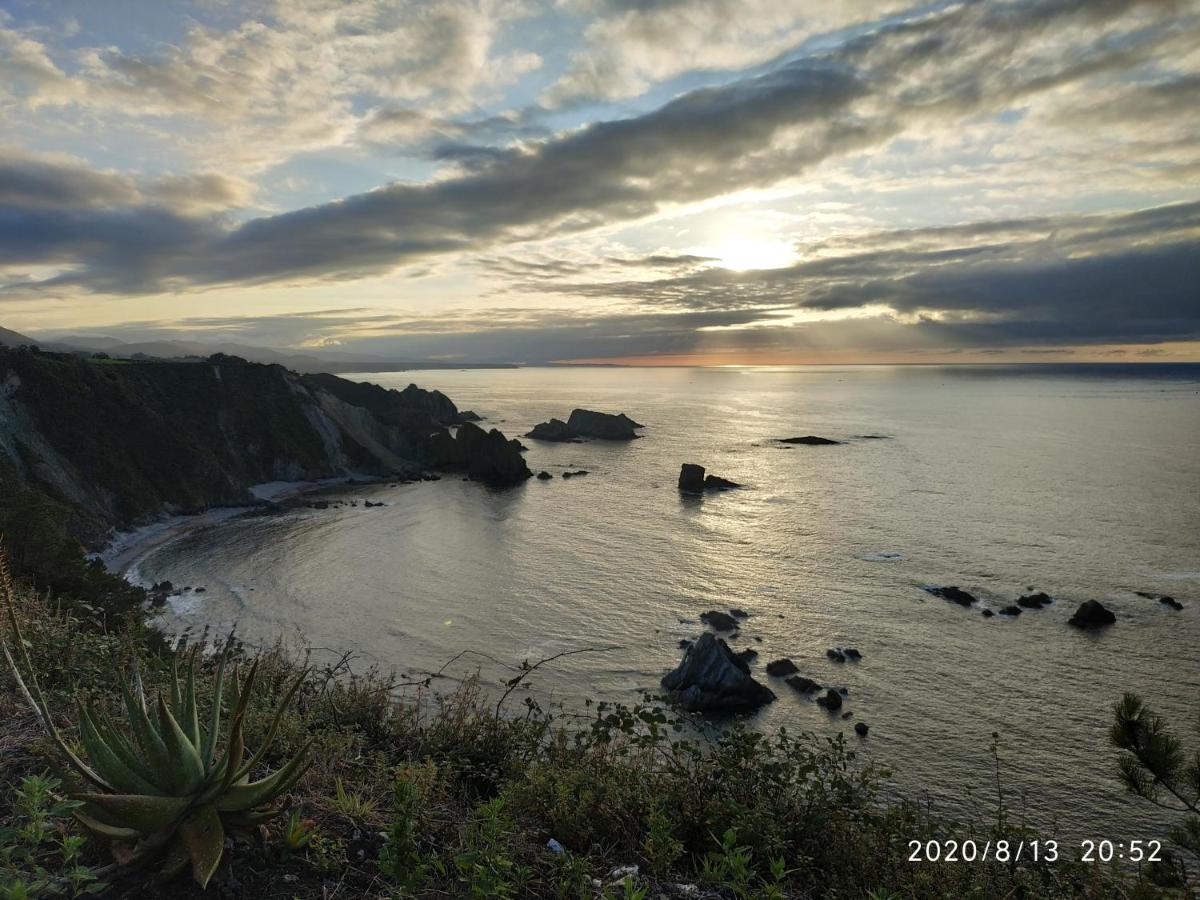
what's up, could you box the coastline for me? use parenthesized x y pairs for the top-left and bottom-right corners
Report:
(97, 476), (364, 580)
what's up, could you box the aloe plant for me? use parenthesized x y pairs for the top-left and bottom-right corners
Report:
(1, 551), (312, 887)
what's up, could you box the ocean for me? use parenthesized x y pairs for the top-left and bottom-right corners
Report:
(128, 364), (1200, 843)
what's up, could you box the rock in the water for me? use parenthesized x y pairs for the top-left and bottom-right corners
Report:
(703, 474), (741, 490)
(1017, 592), (1053, 609)
(678, 638), (693, 650)
(765, 658), (799, 677)
(826, 648), (846, 662)
(661, 633), (775, 713)
(998, 605), (1022, 617)
(526, 418), (580, 442)
(981, 609), (995, 618)
(925, 585), (977, 606)
(730, 608), (750, 619)
(678, 464), (741, 492)
(816, 688), (843, 711)
(456, 410), (482, 422)
(700, 610), (739, 632)
(562, 470), (589, 478)
(429, 421), (532, 485)
(854, 722), (869, 737)
(1068, 599), (1116, 628)
(567, 409), (643, 440)
(536, 471), (552, 480)
(679, 463), (706, 493)
(778, 435), (841, 445)
(1137, 591), (1184, 610)
(736, 648), (758, 664)
(785, 675), (820, 694)
(842, 647), (862, 659)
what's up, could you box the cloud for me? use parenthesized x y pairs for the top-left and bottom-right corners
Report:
(1, 0), (1197, 305)
(0, 0), (540, 171)
(542, 0), (907, 107)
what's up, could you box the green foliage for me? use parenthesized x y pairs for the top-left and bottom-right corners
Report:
(642, 807), (682, 876)
(451, 796), (525, 899)
(0, 775), (105, 899)
(1111, 693), (1200, 860)
(1, 559), (311, 888)
(281, 809), (316, 855)
(377, 767), (429, 896)
(329, 777), (377, 822)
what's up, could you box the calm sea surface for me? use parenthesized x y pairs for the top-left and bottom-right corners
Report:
(134, 364), (1200, 843)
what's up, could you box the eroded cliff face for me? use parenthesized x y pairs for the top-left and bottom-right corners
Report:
(0, 349), (525, 545)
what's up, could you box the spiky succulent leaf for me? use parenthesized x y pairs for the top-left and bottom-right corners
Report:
(156, 696), (206, 794)
(77, 793), (191, 834)
(231, 670), (307, 783)
(73, 810), (143, 842)
(77, 703), (162, 795)
(216, 740), (313, 813)
(179, 803), (226, 888)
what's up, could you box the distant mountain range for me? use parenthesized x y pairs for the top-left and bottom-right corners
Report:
(0, 328), (516, 373)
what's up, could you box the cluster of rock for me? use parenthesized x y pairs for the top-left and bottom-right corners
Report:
(429, 422), (531, 485)
(678, 464), (741, 493)
(1136, 591), (1184, 610)
(660, 633), (776, 713)
(924, 583), (1130, 628)
(527, 409), (644, 442)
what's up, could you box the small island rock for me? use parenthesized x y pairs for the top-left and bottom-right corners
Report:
(661, 633), (775, 713)
(700, 610), (739, 632)
(778, 435), (842, 445)
(1068, 599), (1117, 628)
(765, 658), (800, 677)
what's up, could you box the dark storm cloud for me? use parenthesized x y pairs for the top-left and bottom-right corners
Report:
(535, 202), (1200, 346)
(3, 0), (1192, 298)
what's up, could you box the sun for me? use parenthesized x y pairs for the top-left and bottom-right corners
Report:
(706, 236), (796, 270)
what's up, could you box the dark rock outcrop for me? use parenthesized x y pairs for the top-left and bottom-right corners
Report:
(981, 609), (995, 618)
(562, 470), (588, 478)
(678, 464), (741, 492)
(765, 658), (799, 677)
(429, 422), (532, 486)
(785, 675), (820, 694)
(700, 610), (739, 632)
(730, 608), (750, 619)
(679, 464), (706, 493)
(925, 585), (977, 606)
(816, 689), (843, 711)
(998, 605), (1022, 617)
(778, 435), (841, 445)
(536, 471), (552, 480)
(526, 418), (580, 442)
(704, 474), (741, 490)
(826, 649), (846, 662)
(456, 410), (482, 422)
(842, 648), (862, 660)
(661, 633), (776, 713)
(854, 722), (869, 737)
(736, 648), (758, 664)
(567, 409), (643, 439)
(1137, 591), (1184, 610)
(1068, 599), (1116, 628)
(1017, 592), (1053, 609)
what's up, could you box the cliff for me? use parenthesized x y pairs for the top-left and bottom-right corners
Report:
(0, 348), (527, 550)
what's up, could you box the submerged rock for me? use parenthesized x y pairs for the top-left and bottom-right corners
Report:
(785, 675), (820, 694)
(998, 605), (1023, 617)
(562, 470), (589, 478)
(704, 474), (741, 490)
(854, 722), (869, 737)
(661, 633), (776, 713)
(925, 585), (977, 606)
(826, 649), (846, 662)
(778, 435), (841, 445)
(1137, 591), (1184, 610)
(842, 647), (862, 660)
(981, 609), (995, 618)
(1017, 592), (1053, 609)
(765, 658), (799, 677)
(700, 610), (739, 632)
(1068, 599), (1117, 628)
(730, 608), (750, 619)
(536, 471), (552, 480)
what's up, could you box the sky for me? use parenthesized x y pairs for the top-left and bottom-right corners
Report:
(1, 0), (1198, 365)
